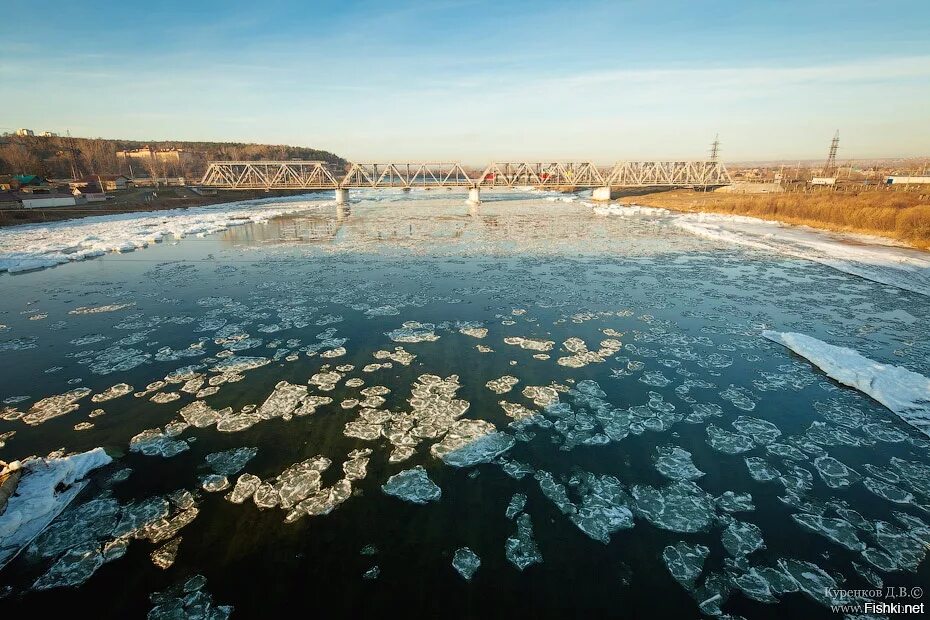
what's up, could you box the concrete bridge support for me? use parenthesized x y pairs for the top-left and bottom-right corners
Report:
(592, 186), (614, 201)
(335, 188), (349, 205)
(467, 187), (481, 204)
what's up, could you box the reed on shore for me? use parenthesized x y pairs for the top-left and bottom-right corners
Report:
(634, 189), (930, 249)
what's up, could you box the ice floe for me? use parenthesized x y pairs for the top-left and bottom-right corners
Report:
(381, 466), (441, 504)
(452, 547), (481, 580)
(763, 331), (930, 437)
(0, 448), (111, 569)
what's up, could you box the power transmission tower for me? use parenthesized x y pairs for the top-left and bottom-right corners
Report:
(709, 134), (720, 162)
(823, 130), (839, 177)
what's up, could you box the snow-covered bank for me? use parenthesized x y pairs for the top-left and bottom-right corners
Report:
(0, 196), (331, 274)
(763, 330), (930, 437)
(0, 448), (112, 569)
(674, 212), (930, 297)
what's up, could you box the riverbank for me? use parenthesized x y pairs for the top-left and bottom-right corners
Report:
(0, 187), (326, 228)
(630, 189), (930, 250)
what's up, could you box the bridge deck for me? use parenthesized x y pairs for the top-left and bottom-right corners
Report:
(200, 160), (731, 190)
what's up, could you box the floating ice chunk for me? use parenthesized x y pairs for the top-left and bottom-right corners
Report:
(431, 419), (515, 467)
(722, 520), (765, 557)
(69, 303), (135, 315)
(719, 386), (756, 411)
(179, 401), (225, 428)
(459, 326), (488, 339)
(210, 356), (270, 374)
(148, 574), (232, 619)
(791, 513), (866, 551)
(503, 336), (554, 352)
(22, 388), (92, 426)
(91, 383), (134, 403)
(715, 491), (755, 513)
(777, 558), (845, 607)
(386, 321), (439, 343)
(863, 477), (914, 504)
(732, 416), (781, 445)
(506, 493), (527, 519)
(0, 448), (111, 569)
(226, 474), (261, 504)
(654, 446), (704, 481)
(452, 547), (481, 580)
(32, 542), (104, 590)
(151, 537), (181, 569)
(505, 513), (542, 571)
(522, 385), (559, 408)
(150, 392), (181, 404)
(382, 466), (441, 504)
(486, 375), (519, 394)
(257, 381), (307, 420)
(130, 428), (189, 457)
(706, 424), (755, 454)
(632, 481), (716, 533)
(497, 457), (534, 480)
(568, 473), (634, 543)
(812, 455), (858, 489)
(763, 331), (930, 437)
(205, 447), (257, 476)
(215, 411), (261, 433)
(662, 542), (709, 590)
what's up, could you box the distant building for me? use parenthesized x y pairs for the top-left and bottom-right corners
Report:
(20, 194), (80, 209)
(40, 131), (58, 137)
(15, 128), (34, 137)
(885, 176), (930, 185)
(117, 147), (201, 169)
(72, 182), (107, 202)
(14, 175), (48, 187)
(810, 177), (837, 186)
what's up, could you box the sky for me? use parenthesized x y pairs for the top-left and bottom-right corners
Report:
(2, 0), (929, 164)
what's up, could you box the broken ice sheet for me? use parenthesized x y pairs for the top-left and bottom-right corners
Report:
(632, 481), (716, 533)
(452, 547), (481, 580)
(654, 445), (704, 481)
(431, 419), (515, 467)
(706, 424), (755, 454)
(381, 466), (441, 504)
(662, 542), (709, 590)
(148, 575), (232, 619)
(505, 513), (542, 571)
(721, 520), (765, 557)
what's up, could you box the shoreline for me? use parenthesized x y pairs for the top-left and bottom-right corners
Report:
(628, 188), (930, 251)
(0, 187), (328, 229)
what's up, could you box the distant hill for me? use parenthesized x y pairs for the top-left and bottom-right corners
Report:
(0, 134), (347, 179)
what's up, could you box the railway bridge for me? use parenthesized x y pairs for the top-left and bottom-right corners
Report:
(200, 160), (731, 204)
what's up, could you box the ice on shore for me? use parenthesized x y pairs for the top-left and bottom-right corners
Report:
(763, 331), (930, 437)
(0, 197), (327, 274)
(675, 212), (930, 297)
(0, 448), (112, 570)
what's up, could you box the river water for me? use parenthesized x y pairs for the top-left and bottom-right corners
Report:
(1, 190), (928, 618)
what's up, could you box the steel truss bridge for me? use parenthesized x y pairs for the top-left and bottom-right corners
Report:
(200, 160), (731, 203)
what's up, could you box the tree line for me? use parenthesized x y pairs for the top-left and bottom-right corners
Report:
(0, 134), (347, 179)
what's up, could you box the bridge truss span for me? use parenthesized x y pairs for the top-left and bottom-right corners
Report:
(200, 161), (340, 189)
(341, 162), (474, 188)
(605, 160), (731, 187)
(478, 162), (605, 188)
(199, 159), (732, 203)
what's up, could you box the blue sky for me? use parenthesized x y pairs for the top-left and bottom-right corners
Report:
(2, 0), (929, 163)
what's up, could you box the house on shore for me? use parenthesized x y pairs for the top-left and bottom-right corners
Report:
(72, 182), (107, 202)
(20, 193), (83, 208)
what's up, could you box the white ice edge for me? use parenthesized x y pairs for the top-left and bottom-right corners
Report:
(0, 195), (333, 274)
(671, 212), (930, 297)
(0, 447), (112, 570)
(762, 330), (930, 437)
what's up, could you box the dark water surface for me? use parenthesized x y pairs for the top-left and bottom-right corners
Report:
(1, 192), (929, 618)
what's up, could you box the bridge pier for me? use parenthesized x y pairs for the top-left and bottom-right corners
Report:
(335, 188), (349, 205)
(467, 187), (481, 204)
(592, 186), (614, 201)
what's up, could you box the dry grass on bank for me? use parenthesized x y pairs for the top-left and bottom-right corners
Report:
(633, 189), (930, 249)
